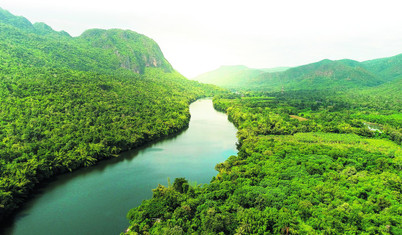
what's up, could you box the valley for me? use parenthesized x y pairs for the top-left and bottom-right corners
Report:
(0, 6), (401, 235)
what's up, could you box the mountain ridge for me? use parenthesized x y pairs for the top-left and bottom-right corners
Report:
(80, 28), (173, 73)
(0, 8), (71, 37)
(0, 7), (170, 74)
(194, 54), (402, 91)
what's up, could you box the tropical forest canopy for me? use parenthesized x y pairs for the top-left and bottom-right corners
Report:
(126, 27), (402, 235)
(0, 7), (221, 222)
(125, 88), (401, 234)
(0, 7), (401, 235)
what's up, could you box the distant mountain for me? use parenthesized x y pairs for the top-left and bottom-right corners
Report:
(193, 65), (289, 89)
(0, 8), (70, 37)
(33, 22), (71, 37)
(195, 55), (402, 91)
(0, 7), (37, 32)
(253, 59), (383, 91)
(80, 29), (173, 73)
(0, 7), (171, 74)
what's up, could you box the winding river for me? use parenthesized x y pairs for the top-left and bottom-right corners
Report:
(2, 98), (237, 235)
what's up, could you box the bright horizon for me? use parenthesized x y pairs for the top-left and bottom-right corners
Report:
(1, 0), (402, 77)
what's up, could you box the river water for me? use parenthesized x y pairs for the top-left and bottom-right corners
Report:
(2, 98), (238, 235)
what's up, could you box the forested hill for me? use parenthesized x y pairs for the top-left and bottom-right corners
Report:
(194, 54), (402, 91)
(0, 8), (221, 223)
(79, 28), (173, 74)
(0, 8), (70, 36)
(361, 54), (402, 82)
(0, 7), (171, 74)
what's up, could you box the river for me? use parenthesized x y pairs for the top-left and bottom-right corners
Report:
(2, 98), (238, 235)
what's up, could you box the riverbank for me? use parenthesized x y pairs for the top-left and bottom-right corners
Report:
(0, 95), (202, 226)
(123, 95), (401, 234)
(2, 98), (238, 235)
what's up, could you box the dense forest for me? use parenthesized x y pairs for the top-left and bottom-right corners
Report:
(125, 84), (401, 233)
(1, 6), (401, 235)
(0, 8), (221, 222)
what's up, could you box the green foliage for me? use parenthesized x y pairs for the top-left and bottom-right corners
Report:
(0, 9), (223, 222)
(126, 91), (401, 234)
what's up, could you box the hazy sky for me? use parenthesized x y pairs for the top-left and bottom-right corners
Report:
(2, 0), (402, 77)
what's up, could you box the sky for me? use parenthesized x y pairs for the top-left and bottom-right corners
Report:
(1, 0), (402, 77)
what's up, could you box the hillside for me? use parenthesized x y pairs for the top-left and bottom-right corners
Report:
(0, 8), (220, 222)
(362, 76), (402, 97)
(0, 8), (172, 75)
(80, 28), (173, 73)
(361, 54), (402, 82)
(253, 59), (382, 91)
(0, 8), (69, 36)
(194, 55), (402, 91)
